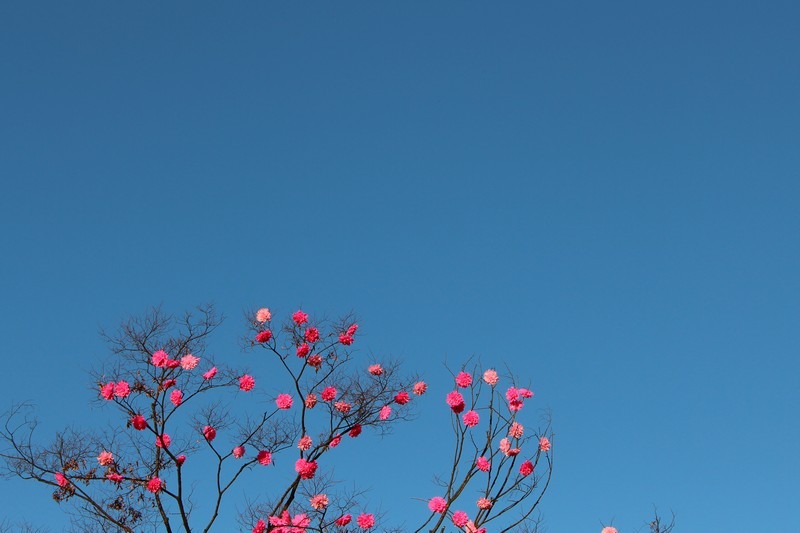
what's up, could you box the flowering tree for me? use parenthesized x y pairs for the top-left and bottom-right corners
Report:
(1, 305), (554, 532)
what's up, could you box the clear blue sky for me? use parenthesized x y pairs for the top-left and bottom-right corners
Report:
(1, 2), (798, 531)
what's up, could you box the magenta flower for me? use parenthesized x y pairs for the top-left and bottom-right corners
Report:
(203, 425), (217, 441)
(321, 386), (337, 401)
(328, 435), (341, 448)
(335, 514), (352, 526)
(106, 472), (123, 483)
(257, 450), (272, 466)
(151, 350), (168, 367)
(348, 424), (362, 438)
(166, 359), (181, 368)
(255, 330), (272, 343)
(294, 458), (318, 479)
(147, 476), (164, 494)
(252, 519), (267, 533)
(452, 510), (469, 527)
(304, 327), (320, 343)
(155, 434), (171, 448)
(170, 389), (183, 406)
(269, 510), (310, 532)
(520, 460), (534, 476)
(232, 446), (245, 458)
(131, 414), (147, 430)
(114, 380), (131, 398)
(256, 308), (271, 323)
(455, 371), (472, 388)
(338, 333), (354, 345)
(276, 393), (293, 409)
(54, 472), (68, 488)
(292, 310), (309, 325)
(368, 364), (383, 376)
(180, 354), (200, 370)
(203, 367), (217, 380)
(476, 456), (490, 472)
(175, 455), (186, 466)
(428, 496), (447, 513)
(446, 391), (466, 413)
(100, 382), (115, 400)
(483, 369), (499, 386)
(296, 343), (310, 358)
(162, 378), (176, 389)
(394, 391), (410, 405)
(379, 405), (391, 420)
(239, 374), (256, 392)
(97, 450), (114, 466)
(356, 513), (375, 529)
(462, 410), (479, 427)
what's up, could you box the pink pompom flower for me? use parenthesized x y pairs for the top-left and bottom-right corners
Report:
(304, 327), (320, 343)
(239, 374), (256, 392)
(114, 380), (131, 398)
(175, 455), (186, 466)
(509, 422), (524, 438)
(255, 330), (272, 343)
(292, 310), (309, 325)
(452, 510), (469, 527)
(310, 493), (329, 510)
(356, 513), (375, 529)
(335, 401), (351, 414)
(97, 450), (114, 466)
(394, 391), (410, 405)
(131, 414), (147, 430)
(100, 382), (115, 400)
(203, 425), (217, 441)
(305, 393), (318, 408)
(155, 434), (171, 448)
(147, 476), (164, 494)
(348, 424), (362, 437)
(170, 389), (183, 406)
(462, 410), (479, 427)
(256, 308), (271, 323)
(106, 472), (123, 483)
(321, 386), (337, 401)
(601, 528), (619, 533)
(428, 496), (447, 513)
(446, 391), (466, 413)
(483, 369), (499, 386)
(296, 343), (310, 358)
(257, 450), (272, 465)
(297, 435), (312, 451)
(252, 519), (267, 533)
(368, 364), (383, 376)
(232, 446), (245, 458)
(338, 333), (354, 345)
(476, 456), (490, 472)
(294, 458), (318, 479)
(520, 460), (534, 476)
(477, 497), (492, 510)
(203, 367), (217, 380)
(455, 371), (472, 388)
(379, 405), (391, 420)
(180, 354), (200, 370)
(275, 394), (293, 410)
(539, 436), (551, 452)
(413, 381), (427, 395)
(151, 350), (169, 367)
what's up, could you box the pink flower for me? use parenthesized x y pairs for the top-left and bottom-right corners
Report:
(255, 330), (273, 343)
(539, 436), (551, 452)
(239, 374), (256, 392)
(379, 405), (391, 420)
(307, 354), (323, 368)
(519, 460), (534, 476)
(257, 450), (272, 465)
(338, 333), (354, 345)
(114, 380), (131, 398)
(335, 514), (352, 526)
(446, 391), (466, 413)
(428, 496), (447, 513)
(455, 371), (472, 388)
(519, 388), (533, 399)
(106, 472), (123, 483)
(256, 308), (271, 323)
(296, 343), (310, 357)
(294, 458), (318, 479)
(356, 513), (375, 529)
(499, 438), (519, 456)
(321, 386), (337, 401)
(253, 519), (267, 533)
(97, 450), (114, 466)
(483, 369), (499, 386)
(509, 398), (523, 411)
(232, 446), (245, 458)
(465, 522), (486, 533)
(348, 424), (362, 437)
(147, 476), (163, 494)
(509, 422), (524, 438)
(328, 435), (341, 448)
(305, 393), (318, 408)
(155, 434), (171, 448)
(310, 493), (329, 510)
(452, 510), (469, 527)
(413, 381), (427, 395)
(100, 382), (115, 400)
(462, 410), (479, 427)
(368, 364), (383, 376)
(394, 391), (410, 405)
(304, 327), (320, 343)
(269, 511), (311, 532)
(166, 359), (181, 368)
(175, 455), (186, 466)
(298, 435), (312, 451)
(475, 456), (490, 472)
(151, 350), (168, 367)
(276, 394), (293, 409)
(54, 472), (68, 488)
(203, 367), (217, 380)
(170, 389), (183, 406)
(162, 378), (177, 389)
(131, 414), (147, 430)
(506, 387), (519, 403)
(292, 310), (309, 325)
(477, 497), (492, 510)
(334, 401), (351, 414)
(346, 323), (359, 336)
(601, 528), (618, 533)
(180, 354), (200, 370)
(203, 425), (217, 441)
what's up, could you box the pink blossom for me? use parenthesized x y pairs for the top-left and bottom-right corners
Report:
(55, 472), (68, 488)
(175, 455), (186, 466)
(255, 330), (272, 343)
(509, 398), (523, 411)
(446, 391), (466, 413)
(520, 460), (534, 476)
(539, 436), (551, 452)
(475, 456), (491, 472)
(276, 394), (293, 409)
(155, 434), (171, 448)
(328, 435), (341, 448)
(465, 522), (486, 533)
(379, 405), (391, 420)
(477, 497), (492, 510)
(413, 381), (427, 395)
(106, 472), (123, 483)
(601, 528), (618, 533)
(368, 364), (383, 376)
(253, 519), (267, 533)
(151, 350), (168, 367)
(298, 435), (312, 451)
(166, 359), (181, 369)
(114, 380), (131, 398)
(335, 514), (352, 526)
(310, 493), (329, 510)
(462, 410), (479, 427)
(356, 513), (375, 529)
(256, 308), (272, 323)
(304, 327), (320, 343)
(296, 343), (310, 357)
(292, 310), (309, 325)
(257, 450), (272, 465)
(162, 378), (177, 389)
(97, 451), (114, 466)
(147, 476), (163, 494)
(338, 333), (354, 345)
(455, 371), (472, 388)
(394, 391), (410, 405)
(180, 354), (200, 370)
(100, 382), (115, 400)
(203, 425), (217, 441)
(233, 445), (245, 458)
(321, 386), (337, 401)
(347, 323), (359, 336)
(294, 458), (318, 479)
(506, 387), (519, 403)
(348, 424), (362, 437)
(307, 354), (323, 368)
(239, 374), (256, 392)
(509, 422), (524, 438)
(452, 510), (469, 528)
(335, 401), (351, 414)
(519, 387), (533, 399)
(305, 393), (318, 408)
(499, 437), (521, 456)
(269, 510), (311, 532)
(428, 496), (447, 513)
(131, 414), (147, 430)
(203, 367), (217, 380)
(483, 369), (499, 386)
(170, 389), (183, 406)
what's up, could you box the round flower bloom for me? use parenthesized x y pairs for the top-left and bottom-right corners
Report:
(100, 382), (115, 400)
(239, 374), (256, 392)
(257, 450), (272, 465)
(500, 438), (519, 456)
(147, 476), (164, 494)
(97, 450), (114, 466)
(275, 394), (293, 409)
(379, 405), (391, 420)
(296, 343), (310, 358)
(304, 327), (320, 343)
(307, 354), (323, 368)
(269, 511), (310, 530)
(252, 519), (267, 533)
(131, 414), (147, 430)
(462, 410), (479, 427)
(356, 513), (375, 529)
(170, 389), (183, 406)
(506, 387), (519, 403)
(114, 380), (131, 398)
(475, 456), (490, 472)
(203, 425), (217, 441)
(518, 388), (534, 399)
(106, 472), (123, 483)
(483, 369), (499, 386)
(446, 391), (466, 413)
(180, 354), (200, 370)
(338, 333), (354, 345)
(452, 510), (469, 527)
(292, 310), (309, 325)
(232, 445), (245, 458)
(509, 398), (523, 412)
(310, 493), (329, 510)
(519, 460), (534, 476)
(334, 400), (351, 414)
(162, 378), (177, 389)
(203, 367), (218, 380)
(256, 308), (271, 323)
(394, 391), (410, 405)
(321, 386), (337, 401)
(455, 371), (472, 388)
(539, 436), (551, 452)
(335, 514), (352, 526)
(55, 472), (68, 488)
(297, 435), (312, 451)
(155, 434), (171, 448)
(428, 496), (447, 513)
(413, 381), (427, 395)
(305, 393), (318, 408)
(601, 528), (619, 533)
(368, 364), (383, 376)
(294, 458), (318, 479)
(509, 422), (524, 439)
(348, 424), (362, 438)
(328, 435), (341, 448)
(175, 455), (186, 466)
(151, 350), (169, 367)
(477, 497), (492, 510)
(255, 330), (272, 343)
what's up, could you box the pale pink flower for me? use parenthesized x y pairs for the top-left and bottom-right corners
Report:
(97, 450), (114, 466)
(477, 497), (492, 510)
(232, 445), (245, 458)
(349, 424), (362, 437)
(55, 472), (68, 488)
(379, 405), (391, 420)
(304, 327), (320, 343)
(335, 514), (352, 526)
(297, 435), (312, 451)
(155, 434), (171, 448)
(255, 330), (272, 343)
(203, 367), (217, 380)
(147, 476), (163, 494)
(294, 458), (318, 479)
(151, 350), (168, 367)
(114, 380), (131, 398)
(462, 410), (479, 427)
(519, 460), (534, 476)
(483, 369), (499, 386)
(500, 438), (521, 457)
(170, 389), (183, 406)
(305, 393), (318, 408)
(428, 496), (447, 513)
(413, 381), (427, 395)
(475, 456), (490, 472)
(446, 391), (466, 413)
(356, 513), (375, 529)
(106, 472), (123, 483)
(256, 308), (271, 323)
(292, 310), (309, 325)
(296, 343), (310, 357)
(452, 510), (469, 527)
(464, 521), (486, 533)
(539, 436), (551, 452)
(394, 391), (410, 404)
(257, 450), (272, 465)
(321, 386), (337, 401)
(455, 371), (472, 388)
(131, 414), (147, 430)
(100, 382), (115, 400)
(368, 364), (383, 376)
(310, 493), (329, 510)
(239, 374), (256, 392)
(328, 435), (341, 448)
(601, 528), (618, 533)
(276, 394), (293, 410)
(180, 354), (200, 370)
(203, 425), (217, 441)
(334, 401), (351, 414)
(509, 422), (524, 438)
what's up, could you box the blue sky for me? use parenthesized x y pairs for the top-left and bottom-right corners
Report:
(1, 1), (799, 531)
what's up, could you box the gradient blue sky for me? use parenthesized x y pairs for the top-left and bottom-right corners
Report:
(1, 2), (799, 532)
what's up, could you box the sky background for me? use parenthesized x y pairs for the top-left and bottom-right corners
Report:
(1, 1), (799, 532)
